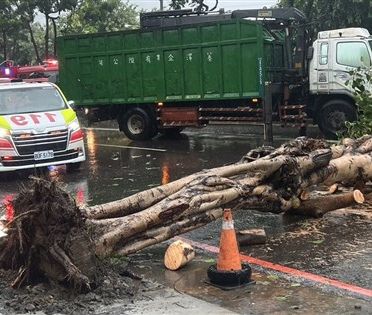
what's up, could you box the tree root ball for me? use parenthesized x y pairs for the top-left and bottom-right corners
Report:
(0, 177), (97, 292)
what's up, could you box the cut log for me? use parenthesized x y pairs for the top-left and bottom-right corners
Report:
(164, 240), (195, 271)
(288, 190), (365, 217)
(237, 229), (267, 246)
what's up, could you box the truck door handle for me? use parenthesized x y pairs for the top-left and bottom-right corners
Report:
(334, 73), (349, 80)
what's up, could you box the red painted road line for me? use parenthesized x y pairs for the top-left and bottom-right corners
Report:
(176, 237), (372, 298)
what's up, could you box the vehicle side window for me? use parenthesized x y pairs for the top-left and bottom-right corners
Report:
(337, 42), (371, 67)
(320, 43), (328, 65)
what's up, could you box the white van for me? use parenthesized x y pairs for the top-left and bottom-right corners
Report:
(0, 81), (85, 171)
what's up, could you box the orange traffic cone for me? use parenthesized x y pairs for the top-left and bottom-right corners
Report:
(207, 209), (252, 287)
(217, 209), (241, 271)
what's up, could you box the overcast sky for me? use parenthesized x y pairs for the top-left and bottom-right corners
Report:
(132, 0), (279, 11)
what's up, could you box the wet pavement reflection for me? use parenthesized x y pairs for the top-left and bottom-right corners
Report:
(0, 127), (263, 215)
(131, 247), (372, 314)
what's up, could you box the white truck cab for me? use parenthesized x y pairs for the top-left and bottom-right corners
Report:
(0, 82), (85, 171)
(308, 28), (372, 137)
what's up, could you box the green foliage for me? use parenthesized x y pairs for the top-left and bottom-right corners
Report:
(0, 0), (140, 63)
(0, 0), (21, 59)
(344, 68), (372, 138)
(169, 0), (218, 12)
(169, 0), (188, 10)
(278, 0), (372, 39)
(36, 0), (77, 15)
(35, 0), (79, 58)
(59, 0), (139, 34)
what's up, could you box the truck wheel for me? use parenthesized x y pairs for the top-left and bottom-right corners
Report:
(318, 100), (357, 139)
(119, 108), (155, 141)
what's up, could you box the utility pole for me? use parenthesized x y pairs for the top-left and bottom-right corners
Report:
(160, 0), (164, 11)
(263, 82), (273, 145)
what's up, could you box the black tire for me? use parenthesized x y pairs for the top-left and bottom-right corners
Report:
(66, 162), (81, 172)
(119, 108), (156, 141)
(317, 100), (357, 139)
(207, 263), (252, 287)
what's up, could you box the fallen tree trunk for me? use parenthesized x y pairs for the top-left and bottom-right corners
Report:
(92, 139), (372, 256)
(1, 136), (372, 290)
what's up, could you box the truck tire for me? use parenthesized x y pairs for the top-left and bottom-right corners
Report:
(317, 100), (357, 139)
(119, 107), (156, 141)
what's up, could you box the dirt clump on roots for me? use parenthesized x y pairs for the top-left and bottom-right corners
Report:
(0, 177), (96, 291)
(0, 177), (147, 314)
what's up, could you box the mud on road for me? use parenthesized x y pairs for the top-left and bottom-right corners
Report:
(0, 258), (155, 315)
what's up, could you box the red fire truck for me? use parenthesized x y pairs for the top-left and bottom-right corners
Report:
(0, 59), (59, 83)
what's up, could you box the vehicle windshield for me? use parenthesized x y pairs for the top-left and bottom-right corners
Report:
(0, 86), (66, 115)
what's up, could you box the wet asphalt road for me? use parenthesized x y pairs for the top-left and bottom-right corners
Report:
(0, 122), (371, 312)
(0, 123), (290, 206)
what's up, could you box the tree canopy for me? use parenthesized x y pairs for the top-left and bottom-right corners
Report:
(278, 0), (372, 39)
(169, 0), (218, 12)
(0, 0), (140, 64)
(59, 0), (139, 34)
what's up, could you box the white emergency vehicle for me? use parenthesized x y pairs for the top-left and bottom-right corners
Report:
(0, 81), (85, 171)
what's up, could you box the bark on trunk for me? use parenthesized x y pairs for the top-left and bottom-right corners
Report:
(287, 190), (364, 217)
(113, 208), (223, 256)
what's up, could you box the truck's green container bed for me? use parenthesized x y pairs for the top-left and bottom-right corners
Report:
(57, 19), (284, 106)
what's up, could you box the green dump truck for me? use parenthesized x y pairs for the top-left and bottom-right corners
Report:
(57, 8), (369, 140)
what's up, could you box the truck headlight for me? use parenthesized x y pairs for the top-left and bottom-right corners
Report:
(68, 120), (80, 131)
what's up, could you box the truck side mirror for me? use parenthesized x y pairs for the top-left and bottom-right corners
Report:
(307, 47), (314, 60)
(67, 100), (76, 109)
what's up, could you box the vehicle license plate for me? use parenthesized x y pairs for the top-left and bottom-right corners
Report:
(34, 150), (54, 160)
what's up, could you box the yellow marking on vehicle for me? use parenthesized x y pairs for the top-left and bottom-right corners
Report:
(0, 116), (11, 130)
(61, 108), (76, 124)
